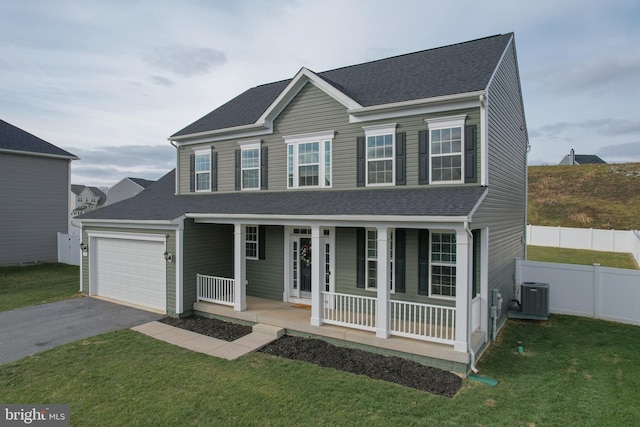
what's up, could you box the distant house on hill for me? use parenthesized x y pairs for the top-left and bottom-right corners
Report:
(71, 185), (106, 215)
(559, 149), (606, 165)
(106, 177), (155, 205)
(0, 118), (77, 265)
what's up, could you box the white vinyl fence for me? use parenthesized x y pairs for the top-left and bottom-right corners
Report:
(527, 225), (640, 266)
(57, 223), (81, 266)
(516, 258), (640, 326)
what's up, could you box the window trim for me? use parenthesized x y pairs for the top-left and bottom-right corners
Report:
(283, 130), (334, 189)
(245, 226), (258, 260)
(238, 140), (261, 191)
(194, 147), (212, 192)
(425, 115), (466, 185)
(364, 228), (395, 293)
(429, 231), (457, 300)
(363, 123), (396, 187)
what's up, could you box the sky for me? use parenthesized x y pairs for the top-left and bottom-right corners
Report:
(1, 0), (639, 188)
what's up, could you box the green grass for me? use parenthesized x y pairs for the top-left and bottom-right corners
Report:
(527, 245), (639, 269)
(0, 315), (638, 426)
(0, 263), (80, 312)
(528, 163), (640, 229)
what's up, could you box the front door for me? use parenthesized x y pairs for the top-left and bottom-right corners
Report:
(288, 228), (334, 301)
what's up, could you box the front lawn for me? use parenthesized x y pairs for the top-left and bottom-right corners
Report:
(0, 263), (80, 312)
(0, 315), (638, 426)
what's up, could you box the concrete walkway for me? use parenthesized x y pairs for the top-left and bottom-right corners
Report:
(132, 321), (284, 360)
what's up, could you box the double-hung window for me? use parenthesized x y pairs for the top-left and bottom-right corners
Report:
(426, 115), (465, 184)
(363, 124), (395, 186)
(284, 130), (334, 189)
(365, 229), (395, 292)
(194, 148), (211, 191)
(430, 232), (457, 298)
(240, 141), (260, 190)
(245, 226), (258, 259)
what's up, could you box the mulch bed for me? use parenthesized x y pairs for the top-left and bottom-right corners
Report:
(159, 315), (462, 397)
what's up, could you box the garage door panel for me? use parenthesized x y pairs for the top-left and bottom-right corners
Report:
(94, 237), (166, 312)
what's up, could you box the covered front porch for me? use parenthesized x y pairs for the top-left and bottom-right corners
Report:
(193, 296), (473, 372)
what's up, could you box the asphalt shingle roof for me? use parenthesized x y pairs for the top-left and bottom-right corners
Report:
(78, 170), (487, 221)
(172, 33), (513, 137)
(0, 119), (77, 158)
(575, 155), (606, 165)
(128, 177), (156, 188)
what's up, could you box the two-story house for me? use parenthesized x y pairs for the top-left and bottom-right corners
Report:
(0, 119), (77, 265)
(106, 177), (155, 206)
(70, 185), (107, 216)
(77, 33), (528, 374)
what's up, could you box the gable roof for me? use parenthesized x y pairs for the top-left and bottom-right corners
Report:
(172, 33), (513, 138)
(77, 170), (487, 222)
(127, 177), (155, 188)
(0, 119), (77, 159)
(574, 155), (606, 165)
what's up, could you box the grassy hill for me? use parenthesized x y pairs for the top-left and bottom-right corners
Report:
(528, 162), (640, 230)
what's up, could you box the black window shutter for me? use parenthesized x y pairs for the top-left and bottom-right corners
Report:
(234, 149), (241, 191)
(356, 228), (365, 288)
(258, 225), (266, 260)
(211, 151), (218, 192)
(418, 130), (429, 185)
(472, 229), (480, 298)
(418, 229), (430, 295)
(189, 154), (195, 192)
(261, 146), (268, 190)
(395, 132), (406, 185)
(356, 136), (366, 187)
(465, 125), (477, 183)
(395, 229), (406, 293)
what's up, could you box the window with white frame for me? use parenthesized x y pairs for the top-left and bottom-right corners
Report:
(245, 226), (258, 259)
(426, 115), (465, 183)
(284, 131), (333, 188)
(365, 229), (395, 292)
(194, 148), (211, 191)
(240, 141), (260, 190)
(363, 124), (395, 186)
(430, 232), (457, 298)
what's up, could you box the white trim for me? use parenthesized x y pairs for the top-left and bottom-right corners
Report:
(75, 219), (182, 228)
(175, 220), (184, 315)
(245, 225), (259, 260)
(238, 141), (261, 191)
(363, 123), (396, 187)
(480, 95), (488, 186)
(86, 230), (167, 242)
(0, 148), (78, 160)
(282, 130), (335, 145)
(193, 147), (212, 192)
(428, 230), (458, 301)
(425, 115), (466, 185)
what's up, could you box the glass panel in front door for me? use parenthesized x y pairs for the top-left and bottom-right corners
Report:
(300, 237), (312, 294)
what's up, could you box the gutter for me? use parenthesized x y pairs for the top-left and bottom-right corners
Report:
(0, 148), (79, 161)
(464, 220), (479, 374)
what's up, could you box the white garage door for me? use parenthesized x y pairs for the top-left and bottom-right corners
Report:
(94, 237), (166, 312)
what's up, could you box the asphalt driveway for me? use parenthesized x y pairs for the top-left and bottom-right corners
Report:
(0, 297), (163, 365)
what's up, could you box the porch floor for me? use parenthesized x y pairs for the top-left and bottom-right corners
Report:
(193, 297), (472, 371)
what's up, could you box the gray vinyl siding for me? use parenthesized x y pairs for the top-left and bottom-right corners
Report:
(472, 38), (528, 332)
(334, 228), (454, 307)
(80, 226), (177, 315)
(0, 153), (70, 265)
(177, 82), (482, 193)
(246, 226), (284, 300)
(182, 220), (233, 314)
(106, 179), (144, 205)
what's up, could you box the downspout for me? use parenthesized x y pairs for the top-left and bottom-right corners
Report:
(464, 221), (478, 374)
(170, 139), (179, 195)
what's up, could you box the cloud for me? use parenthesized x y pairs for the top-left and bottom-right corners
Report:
(596, 141), (640, 162)
(151, 75), (174, 87)
(146, 46), (227, 77)
(531, 118), (640, 140)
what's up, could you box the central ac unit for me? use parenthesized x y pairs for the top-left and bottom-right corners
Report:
(520, 282), (549, 318)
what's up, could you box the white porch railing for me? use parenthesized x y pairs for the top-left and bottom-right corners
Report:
(322, 292), (377, 332)
(197, 274), (235, 307)
(390, 300), (456, 345)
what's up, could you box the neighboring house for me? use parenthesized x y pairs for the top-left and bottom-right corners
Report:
(0, 119), (77, 265)
(559, 148), (606, 165)
(76, 33), (529, 375)
(106, 177), (155, 205)
(70, 185), (106, 216)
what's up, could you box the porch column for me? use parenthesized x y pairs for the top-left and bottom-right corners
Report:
(376, 226), (390, 338)
(454, 229), (471, 352)
(233, 223), (247, 311)
(310, 225), (323, 326)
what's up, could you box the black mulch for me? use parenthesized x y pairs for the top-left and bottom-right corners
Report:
(159, 316), (462, 397)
